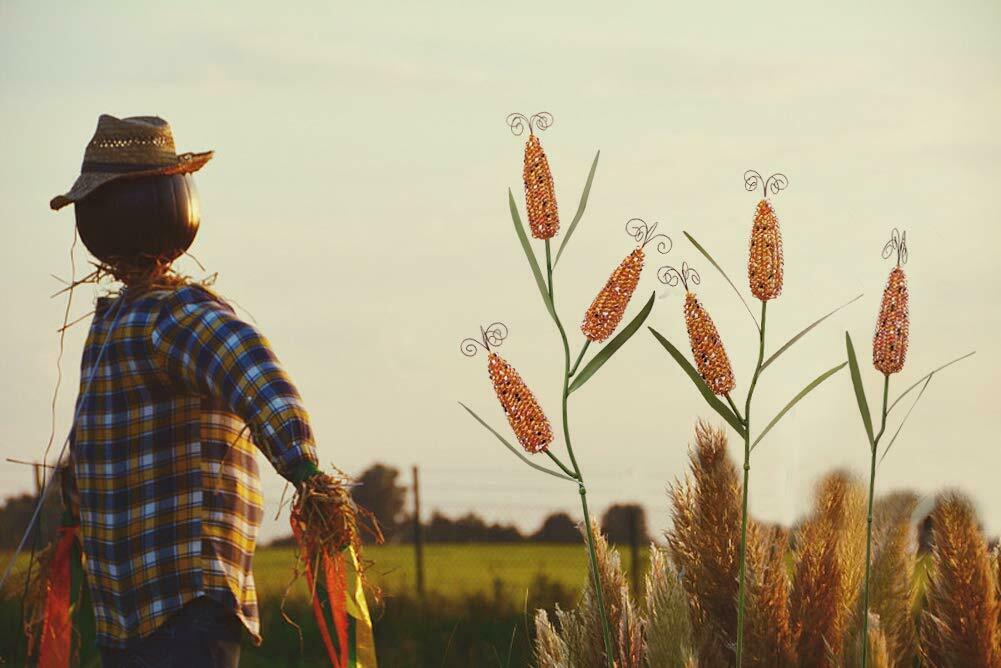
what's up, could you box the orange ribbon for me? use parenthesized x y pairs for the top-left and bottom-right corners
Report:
(291, 515), (350, 668)
(38, 525), (77, 668)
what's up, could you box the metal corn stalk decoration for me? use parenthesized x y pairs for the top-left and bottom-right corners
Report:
(872, 234), (909, 375)
(582, 219), (671, 343)
(649, 170), (862, 666)
(458, 114), (659, 668)
(461, 324), (553, 453)
(510, 112), (560, 240)
(748, 198), (784, 301)
(658, 262), (736, 396)
(844, 229), (973, 667)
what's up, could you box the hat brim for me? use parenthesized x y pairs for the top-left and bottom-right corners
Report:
(49, 150), (214, 211)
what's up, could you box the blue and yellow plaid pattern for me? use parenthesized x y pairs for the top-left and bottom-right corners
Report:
(68, 285), (318, 647)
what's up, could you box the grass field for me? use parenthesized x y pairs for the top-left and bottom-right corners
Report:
(255, 542), (646, 604)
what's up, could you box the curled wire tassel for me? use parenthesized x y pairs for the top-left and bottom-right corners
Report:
(488, 353), (553, 453)
(748, 199), (784, 301)
(512, 112), (559, 239)
(684, 292), (736, 394)
(872, 266), (909, 375)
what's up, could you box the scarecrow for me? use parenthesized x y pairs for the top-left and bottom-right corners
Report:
(31, 115), (375, 667)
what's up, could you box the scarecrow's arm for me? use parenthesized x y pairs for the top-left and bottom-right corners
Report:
(152, 295), (320, 483)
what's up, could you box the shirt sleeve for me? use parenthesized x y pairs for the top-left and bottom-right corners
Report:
(151, 291), (319, 483)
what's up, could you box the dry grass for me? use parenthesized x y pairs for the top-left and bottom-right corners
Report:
(644, 546), (696, 667)
(744, 524), (795, 666)
(534, 426), (1000, 668)
(789, 470), (866, 665)
(918, 492), (1001, 668)
(534, 532), (697, 667)
(867, 493), (918, 666)
(666, 421), (743, 658)
(534, 524), (644, 668)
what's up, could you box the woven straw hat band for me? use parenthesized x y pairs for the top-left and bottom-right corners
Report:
(83, 115), (178, 172)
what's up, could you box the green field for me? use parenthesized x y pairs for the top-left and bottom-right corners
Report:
(255, 542), (638, 604)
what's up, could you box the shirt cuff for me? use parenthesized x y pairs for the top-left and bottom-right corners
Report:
(290, 459), (322, 484)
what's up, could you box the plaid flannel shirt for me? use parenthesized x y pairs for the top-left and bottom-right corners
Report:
(67, 285), (318, 647)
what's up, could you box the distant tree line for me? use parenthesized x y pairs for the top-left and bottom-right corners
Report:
(296, 462), (652, 545)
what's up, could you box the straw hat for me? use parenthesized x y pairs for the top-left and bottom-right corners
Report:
(50, 114), (213, 211)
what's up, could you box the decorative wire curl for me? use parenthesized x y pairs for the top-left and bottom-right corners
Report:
(460, 322), (510, 357)
(658, 262), (701, 291)
(882, 228), (908, 266)
(744, 170), (789, 198)
(506, 112), (554, 136)
(625, 218), (673, 254)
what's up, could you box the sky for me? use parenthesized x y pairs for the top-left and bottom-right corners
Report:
(1, 1), (1000, 544)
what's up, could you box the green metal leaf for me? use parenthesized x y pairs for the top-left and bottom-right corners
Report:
(846, 332), (875, 447)
(568, 292), (654, 395)
(648, 327), (746, 438)
(508, 189), (557, 322)
(879, 375), (933, 467)
(760, 294), (863, 372)
(554, 150), (600, 267)
(887, 351), (975, 414)
(683, 231), (760, 331)
(751, 361), (847, 451)
(458, 402), (574, 481)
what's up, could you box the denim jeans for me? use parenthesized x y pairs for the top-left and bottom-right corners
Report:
(99, 596), (242, 668)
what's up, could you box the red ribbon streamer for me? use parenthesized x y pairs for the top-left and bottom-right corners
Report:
(292, 515), (349, 668)
(38, 526), (77, 668)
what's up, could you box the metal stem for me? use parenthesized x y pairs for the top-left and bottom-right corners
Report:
(736, 300), (767, 666)
(545, 239), (615, 667)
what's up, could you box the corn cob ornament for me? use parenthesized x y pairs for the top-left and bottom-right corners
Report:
(461, 323), (553, 453)
(873, 229), (909, 375)
(659, 262), (736, 395)
(508, 112), (559, 240)
(581, 219), (672, 343)
(744, 170), (789, 301)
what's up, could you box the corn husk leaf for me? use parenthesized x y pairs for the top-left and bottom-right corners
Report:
(649, 327), (746, 437)
(846, 332), (875, 447)
(508, 189), (557, 322)
(886, 351), (975, 414)
(683, 231), (760, 332)
(458, 402), (573, 481)
(878, 375), (932, 466)
(569, 291), (654, 395)
(554, 150), (600, 267)
(750, 361), (846, 451)
(760, 294), (863, 372)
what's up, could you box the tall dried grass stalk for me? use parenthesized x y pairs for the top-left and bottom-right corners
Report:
(918, 492), (1001, 667)
(867, 494), (918, 666)
(535, 523), (645, 667)
(666, 421), (743, 654)
(644, 546), (696, 667)
(790, 470), (866, 665)
(850, 612), (893, 668)
(744, 525), (796, 666)
(534, 610), (572, 668)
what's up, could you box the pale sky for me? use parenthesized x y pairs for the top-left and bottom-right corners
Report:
(2, 1), (1000, 543)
